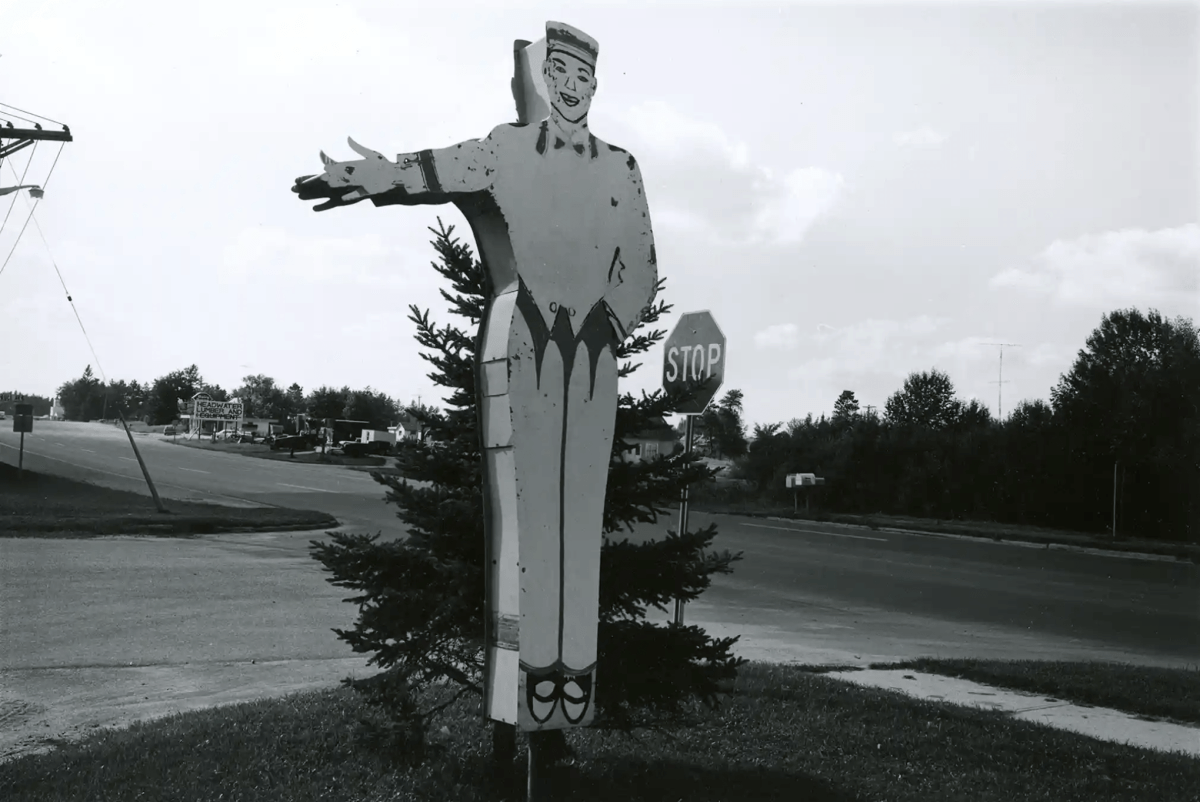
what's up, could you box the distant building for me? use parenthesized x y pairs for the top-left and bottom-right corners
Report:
(394, 411), (427, 442)
(240, 417), (280, 436)
(51, 396), (65, 420)
(620, 416), (681, 462)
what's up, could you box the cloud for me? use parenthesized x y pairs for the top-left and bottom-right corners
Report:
(221, 226), (430, 290)
(228, 5), (400, 77)
(786, 315), (949, 381)
(1027, 342), (1078, 368)
(617, 100), (751, 169)
(606, 101), (844, 246)
(931, 336), (1006, 361)
(990, 224), (1200, 309)
(894, 126), (949, 148)
(754, 323), (800, 350)
(751, 168), (847, 245)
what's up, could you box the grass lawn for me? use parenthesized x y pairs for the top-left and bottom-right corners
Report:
(872, 658), (1200, 726)
(1, 662), (1196, 801)
(0, 463), (337, 536)
(691, 500), (1200, 561)
(167, 438), (388, 467)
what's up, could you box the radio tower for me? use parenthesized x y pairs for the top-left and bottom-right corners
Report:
(984, 343), (1021, 419)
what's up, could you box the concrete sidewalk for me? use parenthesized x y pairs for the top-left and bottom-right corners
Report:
(826, 668), (1199, 758)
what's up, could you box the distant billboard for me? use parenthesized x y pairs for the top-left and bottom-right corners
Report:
(194, 398), (243, 421)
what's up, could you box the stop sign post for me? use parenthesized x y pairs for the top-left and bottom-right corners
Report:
(662, 311), (726, 625)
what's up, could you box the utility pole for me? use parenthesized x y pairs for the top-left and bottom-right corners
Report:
(984, 343), (1021, 420)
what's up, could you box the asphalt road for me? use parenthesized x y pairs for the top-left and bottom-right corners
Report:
(0, 420), (403, 533)
(2, 420), (1196, 668)
(1, 421), (1197, 759)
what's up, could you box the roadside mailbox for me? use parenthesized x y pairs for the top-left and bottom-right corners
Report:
(787, 473), (825, 513)
(786, 473), (817, 487)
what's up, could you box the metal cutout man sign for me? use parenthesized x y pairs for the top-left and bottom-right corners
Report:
(293, 21), (658, 731)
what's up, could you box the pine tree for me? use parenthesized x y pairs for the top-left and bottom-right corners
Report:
(309, 221), (744, 759)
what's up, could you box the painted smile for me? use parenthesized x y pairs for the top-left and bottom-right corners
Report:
(559, 93), (580, 107)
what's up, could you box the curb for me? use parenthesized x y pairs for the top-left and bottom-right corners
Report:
(729, 514), (1194, 564)
(2, 519), (342, 539)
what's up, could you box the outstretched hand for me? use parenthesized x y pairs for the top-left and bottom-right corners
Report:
(292, 138), (403, 212)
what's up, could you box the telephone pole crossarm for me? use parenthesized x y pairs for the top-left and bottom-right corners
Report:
(0, 125), (73, 160)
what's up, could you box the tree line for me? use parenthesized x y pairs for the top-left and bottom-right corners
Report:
(727, 308), (1197, 543)
(0, 391), (53, 416)
(52, 365), (415, 431)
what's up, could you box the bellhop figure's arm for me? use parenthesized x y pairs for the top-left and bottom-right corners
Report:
(603, 157), (659, 340)
(293, 132), (502, 211)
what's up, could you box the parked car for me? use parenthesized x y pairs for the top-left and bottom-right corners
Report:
(270, 433), (319, 452)
(162, 425), (177, 435)
(341, 438), (396, 458)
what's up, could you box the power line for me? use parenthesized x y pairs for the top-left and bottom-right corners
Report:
(1, 153), (107, 383)
(32, 140), (64, 190)
(0, 140), (37, 237)
(0, 101), (65, 127)
(0, 198), (37, 279)
(0, 141), (64, 277)
(0, 110), (39, 126)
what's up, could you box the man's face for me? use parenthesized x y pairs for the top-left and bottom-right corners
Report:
(543, 50), (596, 123)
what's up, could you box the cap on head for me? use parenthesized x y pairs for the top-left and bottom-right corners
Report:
(545, 21), (598, 68)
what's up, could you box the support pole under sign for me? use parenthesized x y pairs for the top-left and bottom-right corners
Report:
(1112, 459), (1119, 539)
(13, 403), (33, 479)
(673, 414), (695, 626)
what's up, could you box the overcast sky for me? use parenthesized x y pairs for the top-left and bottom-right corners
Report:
(2, 0), (1196, 428)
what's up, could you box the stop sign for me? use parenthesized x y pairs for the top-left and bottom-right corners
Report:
(662, 311), (726, 414)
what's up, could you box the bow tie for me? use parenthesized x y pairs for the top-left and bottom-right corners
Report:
(552, 134), (592, 156)
(548, 119), (593, 155)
